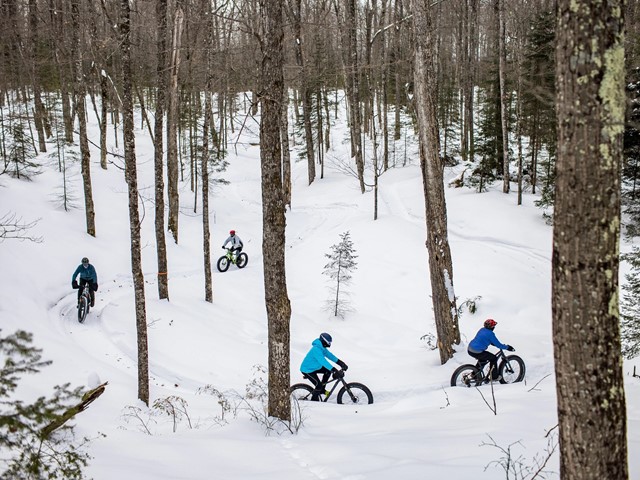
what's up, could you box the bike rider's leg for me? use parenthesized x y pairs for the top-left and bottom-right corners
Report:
(469, 350), (499, 380)
(90, 282), (95, 307)
(78, 278), (87, 304)
(308, 367), (331, 401)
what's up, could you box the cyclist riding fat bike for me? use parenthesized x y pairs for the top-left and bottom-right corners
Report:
(222, 230), (244, 257)
(300, 332), (349, 401)
(467, 319), (515, 381)
(71, 257), (98, 307)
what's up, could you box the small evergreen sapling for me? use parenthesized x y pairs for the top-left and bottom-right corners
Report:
(0, 329), (94, 479)
(322, 231), (358, 318)
(621, 247), (640, 359)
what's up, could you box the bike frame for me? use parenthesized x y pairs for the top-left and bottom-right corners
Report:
(305, 375), (347, 402)
(224, 248), (238, 264)
(475, 349), (511, 379)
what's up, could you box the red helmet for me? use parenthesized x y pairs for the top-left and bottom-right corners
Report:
(484, 319), (497, 329)
(229, 230), (235, 235)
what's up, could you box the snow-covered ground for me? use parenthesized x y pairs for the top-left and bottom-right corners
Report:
(1, 98), (638, 479)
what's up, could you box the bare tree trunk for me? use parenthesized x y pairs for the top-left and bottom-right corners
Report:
(412, 0), (460, 364)
(72, 0), (95, 237)
(167, 3), (184, 244)
(553, 0), (627, 477)
(335, 0), (365, 192)
(259, 0), (291, 422)
(281, 88), (292, 209)
(28, 0), (46, 153)
(464, 0), (478, 162)
(287, 0), (315, 185)
(498, 0), (509, 193)
(99, 72), (108, 170)
(202, 91), (213, 303)
(120, 0), (149, 406)
(155, 0), (170, 300)
(202, 0), (213, 304)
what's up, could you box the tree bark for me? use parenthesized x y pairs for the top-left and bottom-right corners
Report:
(120, 0), (149, 406)
(155, 0), (170, 300)
(167, 3), (184, 244)
(260, 0), (292, 422)
(281, 88), (292, 209)
(412, 0), (460, 364)
(72, 0), (96, 237)
(99, 71), (108, 170)
(288, 0), (316, 185)
(553, 0), (627, 477)
(498, 0), (509, 193)
(28, 0), (47, 153)
(202, 0), (213, 304)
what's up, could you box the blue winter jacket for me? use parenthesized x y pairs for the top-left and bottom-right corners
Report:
(300, 338), (339, 373)
(71, 264), (98, 284)
(468, 327), (509, 353)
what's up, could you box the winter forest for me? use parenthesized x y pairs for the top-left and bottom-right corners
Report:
(1, 0), (639, 478)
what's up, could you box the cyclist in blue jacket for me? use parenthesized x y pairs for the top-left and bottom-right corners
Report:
(468, 319), (515, 381)
(72, 257), (98, 307)
(300, 332), (348, 401)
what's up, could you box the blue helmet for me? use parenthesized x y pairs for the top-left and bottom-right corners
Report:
(320, 332), (332, 347)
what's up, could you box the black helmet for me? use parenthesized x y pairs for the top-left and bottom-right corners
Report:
(320, 332), (332, 347)
(81, 257), (89, 264)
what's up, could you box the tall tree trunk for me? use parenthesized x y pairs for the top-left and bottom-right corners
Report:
(281, 88), (292, 208)
(202, 91), (213, 303)
(202, 0), (213, 304)
(155, 0), (170, 299)
(498, 0), (509, 193)
(553, 0), (627, 477)
(72, 0), (96, 237)
(120, 0), (149, 406)
(412, 0), (460, 364)
(260, 0), (291, 422)
(99, 72), (108, 170)
(335, 0), (366, 192)
(288, 0), (316, 185)
(28, 0), (46, 153)
(167, 3), (184, 244)
(346, 0), (365, 193)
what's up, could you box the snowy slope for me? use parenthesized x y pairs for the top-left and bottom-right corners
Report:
(0, 99), (638, 479)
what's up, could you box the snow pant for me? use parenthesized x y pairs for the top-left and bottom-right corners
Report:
(303, 367), (332, 401)
(468, 349), (499, 380)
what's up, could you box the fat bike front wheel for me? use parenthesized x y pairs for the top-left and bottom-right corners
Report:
(337, 382), (374, 405)
(217, 256), (230, 272)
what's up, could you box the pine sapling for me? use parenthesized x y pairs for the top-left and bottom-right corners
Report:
(322, 231), (358, 318)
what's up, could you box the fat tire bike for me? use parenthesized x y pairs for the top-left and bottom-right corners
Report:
(450, 348), (526, 387)
(217, 247), (248, 272)
(77, 283), (92, 323)
(290, 371), (374, 405)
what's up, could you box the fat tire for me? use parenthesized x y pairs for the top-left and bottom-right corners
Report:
(236, 252), (248, 268)
(451, 364), (482, 387)
(78, 296), (88, 323)
(337, 382), (374, 405)
(499, 355), (526, 384)
(217, 256), (230, 272)
(290, 383), (314, 401)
